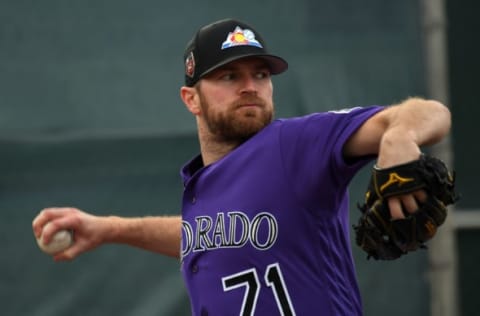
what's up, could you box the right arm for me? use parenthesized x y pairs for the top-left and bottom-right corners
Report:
(32, 207), (182, 261)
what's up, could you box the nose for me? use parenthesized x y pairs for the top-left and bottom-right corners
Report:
(239, 75), (258, 94)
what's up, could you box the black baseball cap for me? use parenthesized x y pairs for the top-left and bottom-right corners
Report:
(183, 18), (288, 87)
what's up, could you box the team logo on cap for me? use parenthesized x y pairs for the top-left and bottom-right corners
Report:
(221, 26), (263, 49)
(185, 51), (195, 78)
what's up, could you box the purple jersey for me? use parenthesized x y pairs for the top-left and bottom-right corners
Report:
(180, 106), (384, 316)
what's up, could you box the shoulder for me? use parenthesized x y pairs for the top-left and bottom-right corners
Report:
(274, 106), (384, 135)
(277, 106), (384, 122)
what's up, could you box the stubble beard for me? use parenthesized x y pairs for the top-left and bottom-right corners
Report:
(199, 93), (274, 143)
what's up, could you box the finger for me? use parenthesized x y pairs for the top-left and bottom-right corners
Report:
(388, 197), (405, 220)
(32, 208), (62, 238)
(40, 221), (66, 244)
(399, 194), (419, 214)
(413, 190), (427, 203)
(41, 215), (81, 244)
(53, 242), (82, 262)
(53, 236), (94, 262)
(35, 208), (79, 242)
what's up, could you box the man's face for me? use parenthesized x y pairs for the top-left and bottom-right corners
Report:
(195, 57), (275, 142)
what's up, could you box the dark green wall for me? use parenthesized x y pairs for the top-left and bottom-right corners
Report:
(447, 0), (480, 314)
(0, 0), (424, 136)
(1, 135), (196, 315)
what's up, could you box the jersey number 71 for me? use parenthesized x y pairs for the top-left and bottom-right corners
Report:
(222, 262), (296, 316)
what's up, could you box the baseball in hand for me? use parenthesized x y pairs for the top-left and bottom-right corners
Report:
(36, 223), (73, 255)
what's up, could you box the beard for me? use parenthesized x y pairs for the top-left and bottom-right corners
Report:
(198, 93), (274, 143)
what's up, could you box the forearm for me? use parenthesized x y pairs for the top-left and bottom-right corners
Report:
(105, 215), (182, 259)
(377, 98), (451, 167)
(33, 207), (182, 261)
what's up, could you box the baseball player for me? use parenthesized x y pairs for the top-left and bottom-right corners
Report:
(33, 18), (453, 315)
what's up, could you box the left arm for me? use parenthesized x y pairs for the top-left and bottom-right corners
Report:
(344, 97), (452, 219)
(344, 97), (451, 167)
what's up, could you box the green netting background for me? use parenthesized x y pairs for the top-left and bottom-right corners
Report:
(1, 0), (478, 315)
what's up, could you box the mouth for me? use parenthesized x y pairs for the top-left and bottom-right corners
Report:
(235, 98), (265, 109)
(238, 103), (260, 108)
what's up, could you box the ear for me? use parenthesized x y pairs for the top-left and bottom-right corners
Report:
(180, 86), (201, 115)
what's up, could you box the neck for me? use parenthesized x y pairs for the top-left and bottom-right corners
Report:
(198, 131), (243, 166)
(197, 120), (247, 166)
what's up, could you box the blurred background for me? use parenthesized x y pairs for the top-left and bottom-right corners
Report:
(1, 0), (478, 315)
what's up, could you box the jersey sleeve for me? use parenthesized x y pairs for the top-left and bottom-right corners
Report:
(278, 106), (384, 213)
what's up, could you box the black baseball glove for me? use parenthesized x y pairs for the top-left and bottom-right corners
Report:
(354, 154), (458, 260)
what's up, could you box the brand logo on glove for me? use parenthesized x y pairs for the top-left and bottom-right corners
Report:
(425, 220), (437, 238)
(380, 172), (414, 192)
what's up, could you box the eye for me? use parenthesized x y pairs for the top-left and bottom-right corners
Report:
(219, 72), (236, 81)
(255, 70), (271, 79)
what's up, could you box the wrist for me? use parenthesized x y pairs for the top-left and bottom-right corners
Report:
(377, 129), (421, 168)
